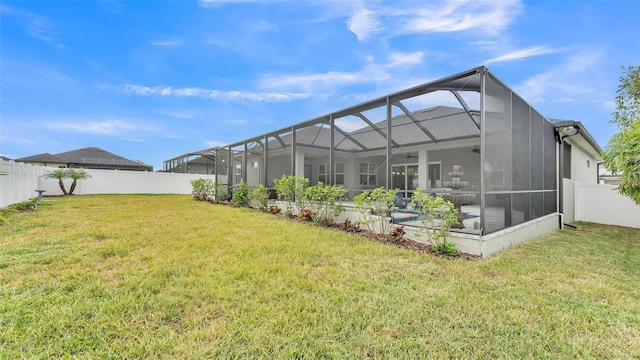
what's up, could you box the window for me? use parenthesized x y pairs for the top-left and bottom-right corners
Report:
(319, 162), (344, 185)
(335, 162), (344, 185)
(319, 164), (328, 184)
(359, 162), (377, 186)
(563, 142), (572, 179)
(251, 161), (259, 168)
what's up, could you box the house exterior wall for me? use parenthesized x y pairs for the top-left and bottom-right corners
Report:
(266, 154), (291, 187)
(568, 138), (598, 185)
(562, 179), (576, 223)
(563, 137), (600, 224)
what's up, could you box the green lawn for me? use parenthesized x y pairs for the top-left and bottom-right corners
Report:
(1, 195), (639, 358)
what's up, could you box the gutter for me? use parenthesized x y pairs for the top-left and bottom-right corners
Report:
(556, 124), (581, 229)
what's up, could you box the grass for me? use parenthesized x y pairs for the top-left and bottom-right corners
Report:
(1, 194), (639, 358)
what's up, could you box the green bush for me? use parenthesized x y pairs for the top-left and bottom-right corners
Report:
(353, 187), (398, 237)
(434, 241), (458, 256)
(273, 175), (309, 217)
(212, 180), (228, 204)
(190, 178), (215, 201)
(233, 182), (250, 208)
(411, 189), (458, 255)
(12, 198), (38, 211)
(249, 184), (269, 211)
(302, 182), (347, 225)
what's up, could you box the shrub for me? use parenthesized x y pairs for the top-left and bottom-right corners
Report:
(353, 187), (398, 237)
(249, 184), (269, 211)
(302, 182), (347, 225)
(273, 175), (309, 217)
(0, 198), (39, 226)
(10, 198), (38, 212)
(212, 180), (228, 204)
(269, 205), (281, 214)
(298, 209), (313, 222)
(389, 225), (405, 242)
(411, 189), (458, 255)
(434, 241), (458, 256)
(233, 182), (250, 207)
(340, 218), (360, 233)
(190, 178), (215, 201)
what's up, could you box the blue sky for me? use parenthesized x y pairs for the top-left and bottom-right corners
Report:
(1, 0), (639, 170)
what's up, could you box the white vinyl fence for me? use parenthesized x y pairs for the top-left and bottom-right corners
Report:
(574, 183), (640, 229)
(0, 160), (224, 207)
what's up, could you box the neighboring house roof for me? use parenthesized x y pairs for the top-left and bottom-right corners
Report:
(15, 152), (66, 163)
(15, 147), (153, 171)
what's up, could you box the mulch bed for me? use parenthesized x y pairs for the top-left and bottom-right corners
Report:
(271, 210), (480, 260)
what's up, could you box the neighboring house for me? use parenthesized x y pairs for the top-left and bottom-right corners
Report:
(16, 147), (153, 171)
(164, 148), (216, 174)
(165, 66), (603, 254)
(596, 164), (621, 186)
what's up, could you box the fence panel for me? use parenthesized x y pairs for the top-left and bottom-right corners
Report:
(1, 159), (225, 207)
(574, 183), (640, 228)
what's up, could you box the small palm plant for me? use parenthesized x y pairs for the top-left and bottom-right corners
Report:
(42, 169), (70, 195)
(68, 169), (91, 195)
(42, 168), (92, 195)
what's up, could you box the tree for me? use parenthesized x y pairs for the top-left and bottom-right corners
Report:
(43, 169), (70, 195)
(67, 169), (92, 195)
(602, 66), (640, 204)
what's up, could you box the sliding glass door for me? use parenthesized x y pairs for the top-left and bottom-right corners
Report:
(392, 164), (418, 199)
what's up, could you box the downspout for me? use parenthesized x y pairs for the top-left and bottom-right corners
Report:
(556, 124), (580, 229)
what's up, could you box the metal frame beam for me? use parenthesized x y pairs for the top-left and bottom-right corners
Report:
(393, 101), (438, 143)
(333, 124), (369, 151)
(353, 112), (400, 147)
(450, 90), (480, 130)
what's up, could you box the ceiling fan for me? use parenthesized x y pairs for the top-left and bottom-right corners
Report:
(463, 145), (481, 154)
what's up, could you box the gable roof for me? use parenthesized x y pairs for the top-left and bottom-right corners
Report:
(15, 147), (153, 171)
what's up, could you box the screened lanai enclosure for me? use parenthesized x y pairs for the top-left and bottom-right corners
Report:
(164, 67), (558, 236)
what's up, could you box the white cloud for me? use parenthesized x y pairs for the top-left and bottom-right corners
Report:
(401, 0), (523, 36)
(44, 119), (144, 136)
(228, 119), (248, 125)
(0, 4), (64, 48)
(259, 51), (424, 91)
(161, 110), (199, 119)
(123, 84), (311, 102)
(199, 0), (284, 7)
(347, 8), (380, 41)
(205, 140), (226, 147)
(485, 46), (560, 64)
(335, 118), (366, 132)
(514, 51), (603, 103)
(386, 51), (424, 68)
(150, 40), (184, 47)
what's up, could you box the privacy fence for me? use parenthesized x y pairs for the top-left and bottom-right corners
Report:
(0, 160), (220, 208)
(2, 159), (638, 229)
(574, 183), (640, 229)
